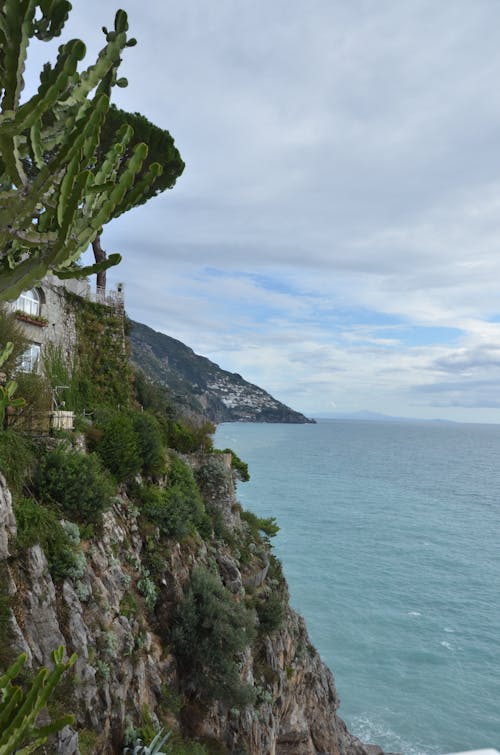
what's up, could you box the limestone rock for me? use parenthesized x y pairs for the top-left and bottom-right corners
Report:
(0, 474), (16, 560)
(0, 459), (382, 755)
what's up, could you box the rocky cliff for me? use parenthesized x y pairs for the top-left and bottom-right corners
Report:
(129, 321), (313, 424)
(0, 453), (369, 755)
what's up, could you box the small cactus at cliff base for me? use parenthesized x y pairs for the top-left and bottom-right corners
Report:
(123, 728), (171, 754)
(0, 343), (25, 428)
(0, 645), (76, 754)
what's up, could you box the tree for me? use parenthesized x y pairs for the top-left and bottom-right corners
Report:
(0, 2), (181, 302)
(91, 106), (185, 291)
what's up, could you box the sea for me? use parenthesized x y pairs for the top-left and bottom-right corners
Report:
(214, 419), (500, 755)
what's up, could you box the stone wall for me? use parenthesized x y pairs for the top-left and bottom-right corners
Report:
(13, 276), (125, 371)
(12, 276), (88, 365)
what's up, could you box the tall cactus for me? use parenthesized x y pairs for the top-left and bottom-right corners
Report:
(0, 645), (76, 754)
(0, 2), (164, 301)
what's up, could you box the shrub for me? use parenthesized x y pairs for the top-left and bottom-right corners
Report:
(131, 412), (165, 476)
(90, 410), (141, 482)
(194, 455), (230, 502)
(255, 592), (285, 635)
(240, 510), (279, 542)
(42, 343), (80, 412)
(14, 498), (84, 580)
(0, 430), (35, 493)
(215, 448), (250, 481)
(166, 420), (214, 454)
(171, 567), (256, 705)
(141, 454), (209, 538)
(36, 447), (114, 523)
(6, 372), (52, 432)
(137, 569), (158, 612)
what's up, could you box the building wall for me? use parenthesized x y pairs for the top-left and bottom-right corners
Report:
(13, 276), (125, 375)
(14, 276), (88, 366)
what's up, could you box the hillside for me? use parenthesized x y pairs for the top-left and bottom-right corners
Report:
(0, 292), (390, 754)
(129, 320), (313, 424)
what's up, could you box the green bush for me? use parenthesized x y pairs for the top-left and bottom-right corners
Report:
(194, 455), (231, 503)
(90, 410), (142, 482)
(141, 454), (209, 538)
(215, 448), (250, 481)
(255, 592), (285, 635)
(131, 412), (165, 476)
(241, 510), (279, 542)
(171, 567), (256, 705)
(14, 498), (84, 580)
(36, 447), (114, 523)
(42, 343), (80, 412)
(166, 420), (215, 454)
(9, 372), (52, 431)
(0, 430), (35, 493)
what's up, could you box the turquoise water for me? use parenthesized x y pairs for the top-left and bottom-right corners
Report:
(214, 420), (500, 755)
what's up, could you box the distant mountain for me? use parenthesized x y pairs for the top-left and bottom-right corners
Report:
(129, 320), (313, 424)
(314, 410), (455, 424)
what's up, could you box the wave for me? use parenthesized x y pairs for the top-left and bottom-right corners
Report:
(350, 714), (440, 755)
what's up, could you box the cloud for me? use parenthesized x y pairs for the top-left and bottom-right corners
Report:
(21, 0), (500, 421)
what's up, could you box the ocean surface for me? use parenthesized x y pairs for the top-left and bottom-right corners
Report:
(214, 420), (500, 755)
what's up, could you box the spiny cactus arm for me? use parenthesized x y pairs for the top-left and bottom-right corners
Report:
(0, 129), (26, 187)
(31, 0), (71, 42)
(69, 10), (135, 105)
(0, 670), (48, 746)
(94, 123), (132, 183)
(0, 254), (47, 301)
(0, 0), (37, 112)
(0, 342), (14, 368)
(8, 229), (58, 246)
(85, 124), (132, 215)
(0, 648), (76, 754)
(114, 161), (163, 219)
(45, 92), (108, 232)
(29, 121), (43, 169)
(0, 687), (23, 734)
(54, 170), (91, 257)
(0, 653), (26, 687)
(0, 0), (71, 114)
(54, 252), (121, 280)
(8, 39), (86, 134)
(14, 714), (75, 754)
(85, 140), (148, 233)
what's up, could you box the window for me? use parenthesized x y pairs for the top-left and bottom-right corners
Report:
(15, 288), (41, 317)
(20, 344), (40, 373)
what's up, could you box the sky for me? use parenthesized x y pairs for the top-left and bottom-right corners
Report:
(25, 1), (500, 421)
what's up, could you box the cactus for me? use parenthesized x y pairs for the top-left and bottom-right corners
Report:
(0, 2), (157, 301)
(0, 645), (76, 754)
(0, 342), (25, 428)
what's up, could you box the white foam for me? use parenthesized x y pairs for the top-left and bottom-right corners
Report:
(408, 611), (422, 617)
(440, 641), (453, 650)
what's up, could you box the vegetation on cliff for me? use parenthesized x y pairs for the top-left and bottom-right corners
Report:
(0, 297), (295, 753)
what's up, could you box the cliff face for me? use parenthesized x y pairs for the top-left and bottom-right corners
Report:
(0, 458), (368, 755)
(129, 321), (313, 424)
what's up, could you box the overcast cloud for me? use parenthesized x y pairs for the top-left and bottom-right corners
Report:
(25, 0), (500, 421)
